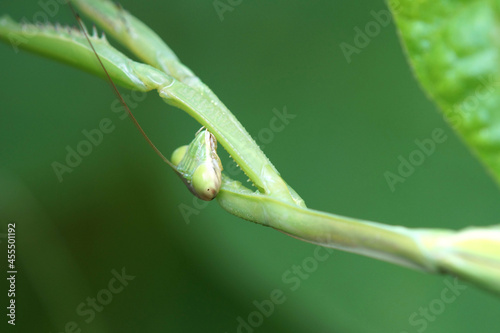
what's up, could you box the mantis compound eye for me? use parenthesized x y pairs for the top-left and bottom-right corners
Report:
(171, 129), (222, 201)
(171, 145), (188, 166)
(192, 163), (221, 200)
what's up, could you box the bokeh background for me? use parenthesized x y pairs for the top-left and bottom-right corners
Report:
(1, 0), (500, 332)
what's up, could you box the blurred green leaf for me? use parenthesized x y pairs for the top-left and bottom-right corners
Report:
(388, 0), (500, 184)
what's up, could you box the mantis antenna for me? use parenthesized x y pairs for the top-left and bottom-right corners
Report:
(67, 3), (174, 168)
(67, 2), (222, 200)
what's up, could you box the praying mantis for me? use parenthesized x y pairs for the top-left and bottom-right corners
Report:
(1, 0), (500, 297)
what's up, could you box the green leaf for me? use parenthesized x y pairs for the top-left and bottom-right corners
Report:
(388, 0), (500, 184)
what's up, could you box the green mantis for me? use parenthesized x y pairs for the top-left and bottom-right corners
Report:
(2, 0), (500, 297)
(65, 2), (224, 202)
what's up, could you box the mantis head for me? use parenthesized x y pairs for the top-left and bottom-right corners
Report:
(172, 129), (223, 201)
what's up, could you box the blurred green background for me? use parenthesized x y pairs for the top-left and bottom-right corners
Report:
(1, 0), (500, 332)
